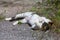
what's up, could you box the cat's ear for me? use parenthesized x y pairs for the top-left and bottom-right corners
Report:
(48, 21), (53, 25)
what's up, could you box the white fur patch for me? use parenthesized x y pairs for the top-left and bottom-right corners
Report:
(5, 18), (12, 21)
(13, 21), (18, 25)
(31, 24), (36, 28)
(42, 17), (51, 23)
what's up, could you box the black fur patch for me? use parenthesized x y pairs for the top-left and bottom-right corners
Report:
(27, 22), (32, 27)
(42, 22), (49, 31)
(9, 17), (24, 22)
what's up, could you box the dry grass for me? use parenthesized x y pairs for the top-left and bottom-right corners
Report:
(30, 0), (60, 33)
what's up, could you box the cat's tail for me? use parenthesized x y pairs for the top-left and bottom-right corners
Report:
(5, 17), (12, 21)
(5, 17), (24, 22)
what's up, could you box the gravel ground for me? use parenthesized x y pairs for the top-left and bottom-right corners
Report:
(0, 20), (60, 40)
(0, 0), (60, 40)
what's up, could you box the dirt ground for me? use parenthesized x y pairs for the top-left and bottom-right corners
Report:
(0, 0), (60, 40)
